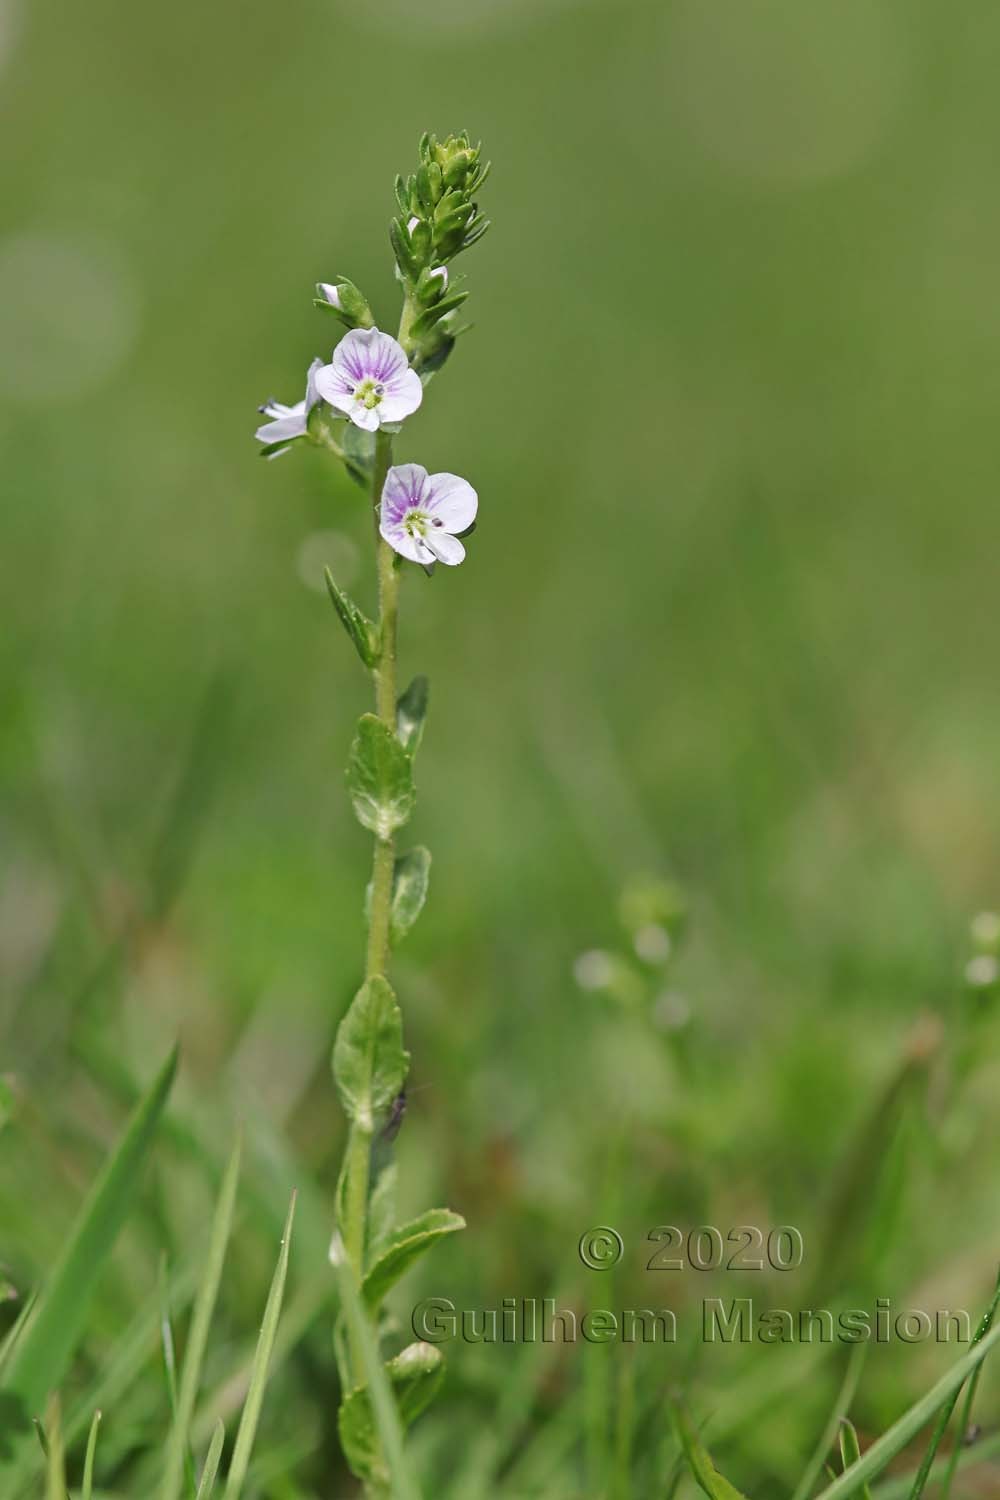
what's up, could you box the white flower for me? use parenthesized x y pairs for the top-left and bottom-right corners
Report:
(317, 282), (342, 309)
(380, 463), (478, 567)
(255, 358), (322, 455)
(314, 328), (422, 433)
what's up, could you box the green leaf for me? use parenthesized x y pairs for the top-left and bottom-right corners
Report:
(396, 677), (429, 757)
(390, 847), (431, 945)
(346, 714), (415, 839)
(668, 1398), (749, 1500)
(223, 1192), (295, 1500)
(0, 1046), (178, 1446)
(325, 570), (379, 669)
(362, 1208), (465, 1312)
(80, 1410), (101, 1500)
(343, 420), (376, 488)
(160, 1136), (241, 1500)
(195, 1421), (226, 1500)
(329, 1238), (422, 1500)
(410, 290), (470, 341)
(338, 1342), (445, 1482)
(839, 1421), (870, 1500)
(333, 977), (409, 1132)
(813, 1318), (1000, 1500)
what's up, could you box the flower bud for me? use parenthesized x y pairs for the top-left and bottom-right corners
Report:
(314, 277), (374, 330)
(415, 264), (449, 307)
(430, 132), (484, 195)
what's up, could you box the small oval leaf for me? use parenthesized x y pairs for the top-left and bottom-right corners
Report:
(346, 715), (415, 840)
(362, 1208), (465, 1312)
(333, 978), (410, 1131)
(338, 1342), (445, 1482)
(396, 678), (429, 758)
(390, 848), (431, 945)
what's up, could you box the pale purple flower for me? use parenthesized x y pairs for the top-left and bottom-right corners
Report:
(314, 328), (422, 433)
(380, 463), (478, 567)
(255, 358), (322, 455)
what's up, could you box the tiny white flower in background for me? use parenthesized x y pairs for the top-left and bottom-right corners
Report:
(255, 357), (322, 455)
(573, 950), (615, 991)
(633, 923), (671, 964)
(315, 328), (422, 433)
(407, 215), (421, 234)
(429, 266), (448, 289)
(966, 954), (999, 989)
(380, 463), (477, 567)
(316, 282), (342, 309)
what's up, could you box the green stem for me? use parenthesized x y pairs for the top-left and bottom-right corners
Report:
(365, 430), (398, 982)
(338, 303), (413, 1426)
(342, 429), (397, 1396)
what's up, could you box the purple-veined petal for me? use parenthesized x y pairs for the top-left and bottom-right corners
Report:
(381, 464), (429, 527)
(422, 529), (466, 566)
(313, 362), (353, 405)
(331, 327), (408, 386)
(378, 367), (423, 422)
(424, 472), (478, 533)
(381, 520), (434, 565)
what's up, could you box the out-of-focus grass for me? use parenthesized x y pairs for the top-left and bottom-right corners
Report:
(3, 0), (1000, 1494)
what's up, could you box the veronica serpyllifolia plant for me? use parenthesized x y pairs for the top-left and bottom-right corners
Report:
(254, 131), (490, 1494)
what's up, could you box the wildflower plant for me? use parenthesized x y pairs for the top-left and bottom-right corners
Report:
(254, 130), (490, 1493)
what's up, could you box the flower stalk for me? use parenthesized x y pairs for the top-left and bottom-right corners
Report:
(253, 129), (489, 1490)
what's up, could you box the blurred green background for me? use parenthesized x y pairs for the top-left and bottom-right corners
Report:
(4, 0), (1000, 1494)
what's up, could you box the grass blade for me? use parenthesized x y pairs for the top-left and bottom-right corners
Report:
(872, 1429), (1000, 1500)
(44, 1395), (66, 1500)
(908, 1267), (1000, 1500)
(196, 1420), (226, 1500)
(790, 1342), (867, 1500)
(222, 1192), (295, 1500)
(838, 1420), (870, 1500)
(667, 1396), (748, 1500)
(81, 1410), (101, 1500)
(0, 1046), (178, 1441)
(160, 1136), (242, 1500)
(812, 1317), (1000, 1500)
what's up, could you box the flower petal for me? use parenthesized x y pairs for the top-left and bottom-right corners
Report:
(304, 357), (324, 412)
(254, 412), (307, 444)
(331, 327), (408, 386)
(378, 366), (423, 423)
(381, 521), (434, 566)
(381, 464), (429, 527)
(424, 472), (478, 533)
(422, 529), (466, 566)
(349, 403), (380, 432)
(317, 282), (341, 307)
(314, 363), (352, 405)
